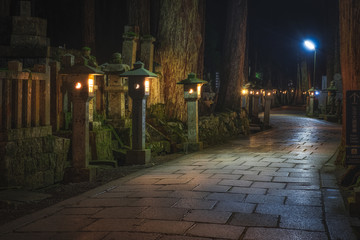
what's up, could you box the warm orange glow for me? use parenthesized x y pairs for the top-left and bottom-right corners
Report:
(189, 88), (194, 94)
(241, 89), (249, 95)
(135, 84), (140, 89)
(250, 90), (254, 95)
(310, 92), (314, 96)
(88, 76), (94, 93)
(267, 92), (271, 96)
(291, 89), (294, 93)
(145, 79), (150, 94)
(75, 82), (82, 89)
(197, 84), (201, 97)
(255, 91), (260, 95)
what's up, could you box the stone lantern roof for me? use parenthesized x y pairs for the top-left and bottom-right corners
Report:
(120, 61), (157, 78)
(177, 73), (207, 85)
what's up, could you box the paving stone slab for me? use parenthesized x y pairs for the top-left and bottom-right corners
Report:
(229, 212), (279, 227)
(18, 215), (96, 232)
(136, 220), (194, 234)
(244, 227), (328, 240)
(183, 209), (232, 224)
(214, 201), (255, 213)
(102, 232), (160, 240)
(280, 216), (325, 231)
(137, 207), (189, 220)
(186, 223), (245, 239)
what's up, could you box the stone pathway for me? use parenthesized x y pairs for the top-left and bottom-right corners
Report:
(0, 106), (358, 240)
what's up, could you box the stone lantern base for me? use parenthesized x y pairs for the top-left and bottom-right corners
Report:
(126, 149), (151, 165)
(184, 142), (203, 152)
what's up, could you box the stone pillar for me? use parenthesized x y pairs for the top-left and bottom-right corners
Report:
(66, 77), (96, 182)
(122, 33), (138, 69)
(264, 95), (272, 128)
(140, 36), (155, 71)
(252, 95), (260, 120)
(19, 1), (31, 17)
(308, 95), (315, 117)
(184, 99), (203, 152)
(126, 96), (151, 165)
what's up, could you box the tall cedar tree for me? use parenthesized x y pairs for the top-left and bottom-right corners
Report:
(339, 0), (360, 145)
(216, 0), (247, 112)
(155, 0), (205, 121)
(82, 0), (96, 53)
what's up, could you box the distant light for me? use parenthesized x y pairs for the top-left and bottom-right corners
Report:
(315, 91), (320, 95)
(304, 40), (315, 51)
(189, 88), (194, 94)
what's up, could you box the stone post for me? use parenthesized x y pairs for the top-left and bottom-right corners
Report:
(264, 93), (272, 128)
(177, 73), (207, 152)
(308, 94), (315, 117)
(120, 61), (157, 165)
(185, 99), (203, 151)
(122, 31), (138, 69)
(140, 36), (155, 71)
(252, 94), (260, 121)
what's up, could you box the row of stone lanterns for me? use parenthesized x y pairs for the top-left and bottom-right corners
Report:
(60, 57), (206, 182)
(241, 84), (273, 128)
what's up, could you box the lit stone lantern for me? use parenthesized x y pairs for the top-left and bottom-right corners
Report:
(120, 61), (157, 164)
(60, 54), (103, 182)
(263, 89), (273, 128)
(177, 73), (207, 152)
(307, 87), (316, 117)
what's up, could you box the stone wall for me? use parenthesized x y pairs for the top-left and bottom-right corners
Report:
(0, 127), (70, 189)
(199, 110), (249, 146)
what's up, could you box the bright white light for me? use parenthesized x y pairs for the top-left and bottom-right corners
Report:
(315, 91), (320, 95)
(304, 40), (315, 51)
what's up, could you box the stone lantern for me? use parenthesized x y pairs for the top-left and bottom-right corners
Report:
(327, 81), (337, 115)
(120, 61), (157, 164)
(177, 73), (207, 152)
(263, 89), (273, 128)
(60, 54), (103, 182)
(307, 87), (316, 117)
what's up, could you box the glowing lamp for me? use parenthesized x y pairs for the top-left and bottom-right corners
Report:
(250, 90), (254, 95)
(304, 40), (316, 51)
(75, 82), (82, 89)
(315, 91), (320, 96)
(241, 89), (249, 96)
(120, 61), (157, 99)
(308, 87), (316, 97)
(177, 73), (207, 100)
(88, 76), (94, 93)
(145, 78), (150, 95)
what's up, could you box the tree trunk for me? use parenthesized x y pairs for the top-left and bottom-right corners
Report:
(216, 0), (248, 112)
(155, 0), (204, 121)
(339, 0), (360, 145)
(82, 0), (96, 53)
(127, 0), (150, 35)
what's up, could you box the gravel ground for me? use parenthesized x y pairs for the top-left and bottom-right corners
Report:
(0, 153), (184, 226)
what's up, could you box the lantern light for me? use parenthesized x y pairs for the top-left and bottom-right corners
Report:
(88, 76), (94, 93)
(241, 89), (249, 96)
(75, 82), (82, 89)
(144, 78), (150, 94)
(135, 84), (140, 89)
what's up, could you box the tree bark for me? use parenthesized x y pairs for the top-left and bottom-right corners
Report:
(216, 0), (247, 112)
(127, 0), (150, 35)
(339, 0), (360, 145)
(82, 0), (96, 53)
(155, 0), (204, 121)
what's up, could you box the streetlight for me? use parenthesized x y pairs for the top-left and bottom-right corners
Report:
(304, 40), (316, 89)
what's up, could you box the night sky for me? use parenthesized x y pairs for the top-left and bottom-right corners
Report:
(32, 0), (334, 89)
